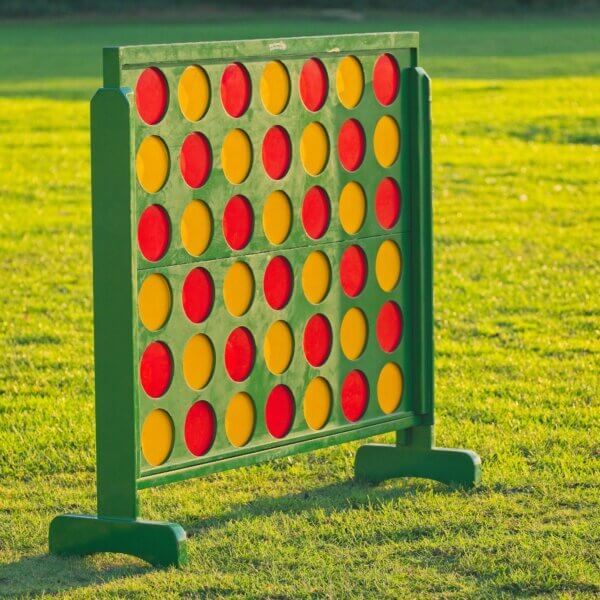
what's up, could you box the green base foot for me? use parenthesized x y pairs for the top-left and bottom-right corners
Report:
(355, 444), (481, 488)
(49, 514), (188, 567)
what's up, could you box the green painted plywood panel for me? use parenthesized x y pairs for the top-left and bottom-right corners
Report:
(126, 51), (411, 271)
(137, 232), (414, 476)
(118, 40), (414, 483)
(50, 33), (481, 569)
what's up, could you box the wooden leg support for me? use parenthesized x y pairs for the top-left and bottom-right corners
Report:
(355, 425), (481, 488)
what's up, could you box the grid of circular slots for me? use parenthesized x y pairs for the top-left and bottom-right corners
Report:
(133, 53), (406, 467)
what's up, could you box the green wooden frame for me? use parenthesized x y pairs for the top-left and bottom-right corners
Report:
(49, 32), (480, 568)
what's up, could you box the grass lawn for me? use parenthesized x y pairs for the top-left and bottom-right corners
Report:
(0, 11), (599, 598)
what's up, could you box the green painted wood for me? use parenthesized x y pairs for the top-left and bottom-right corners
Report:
(123, 38), (414, 480)
(127, 53), (412, 273)
(110, 32), (419, 81)
(354, 442), (482, 487)
(89, 87), (139, 519)
(407, 66), (434, 418)
(49, 515), (187, 568)
(137, 232), (415, 479)
(138, 415), (420, 489)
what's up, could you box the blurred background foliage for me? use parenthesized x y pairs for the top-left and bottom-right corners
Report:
(1, 0), (599, 18)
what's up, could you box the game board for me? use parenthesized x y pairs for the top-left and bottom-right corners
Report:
(49, 31), (480, 567)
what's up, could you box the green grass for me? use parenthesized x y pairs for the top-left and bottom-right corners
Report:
(0, 11), (599, 598)
(0, 12), (599, 99)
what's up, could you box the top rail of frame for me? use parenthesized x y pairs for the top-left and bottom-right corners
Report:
(102, 31), (419, 87)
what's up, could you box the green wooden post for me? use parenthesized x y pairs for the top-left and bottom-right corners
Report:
(48, 82), (187, 568)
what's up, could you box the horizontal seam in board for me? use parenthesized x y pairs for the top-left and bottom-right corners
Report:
(136, 229), (411, 272)
(137, 413), (418, 482)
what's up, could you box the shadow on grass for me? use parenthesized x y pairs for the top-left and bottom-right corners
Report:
(0, 477), (470, 595)
(182, 475), (468, 537)
(509, 115), (600, 145)
(0, 553), (150, 597)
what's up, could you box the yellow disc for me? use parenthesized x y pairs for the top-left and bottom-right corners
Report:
(223, 261), (254, 316)
(182, 334), (214, 390)
(263, 320), (294, 375)
(138, 273), (171, 331)
(376, 239), (402, 292)
(260, 60), (290, 115)
(373, 115), (400, 168)
(339, 181), (366, 234)
(262, 190), (292, 245)
(136, 135), (169, 193)
(225, 392), (256, 447)
(178, 65), (210, 121)
(303, 377), (332, 430)
(336, 55), (364, 109)
(141, 409), (174, 466)
(377, 362), (403, 414)
(300, 122), (329, 176)
(222, 129), (252, 184)
(180, 200), (212, 256)
(302, 251), (331, 304)
(340, 307), (367, 360)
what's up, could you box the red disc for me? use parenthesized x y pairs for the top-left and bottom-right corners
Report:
(302, 186), (330, 240)
(340, 245), (368, 297)
(137, 204), (170, 261)
(375, 178), (401, 229)
(338, 119), (365, 172)
(262, 126), (291, 180)
(373, 54), (400, 106)
(376, 301), (403, 352)
(135, 67), (168, 125)
(265, 384), (295, 438)
(221, 63), (251, 118)
(223, 195), (253, 251)
(299, 58), (328, 112)
(139, 341), (172, 398)
(341, 370), (369, 422)
(303, 314), (332, 367)
(184, 401), (216, 456)
(263, 256), (293, 310)
(182, 267), (214, 323)
(225, 327), (255, 382)
(180, 132), (212, 188)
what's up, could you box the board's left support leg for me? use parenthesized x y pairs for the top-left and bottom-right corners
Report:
(49, 514), (187, 568)
(355, 425), (481, 488)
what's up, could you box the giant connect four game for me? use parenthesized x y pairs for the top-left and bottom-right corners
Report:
(135, 45), (409, 469)
(49, 32), (480, 567)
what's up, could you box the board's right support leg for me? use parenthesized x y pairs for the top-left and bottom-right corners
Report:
(49, 514), (187, 568)
(355, 425), (481, 488)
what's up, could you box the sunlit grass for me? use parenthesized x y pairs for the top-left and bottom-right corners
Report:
(0, 14), (598, 598)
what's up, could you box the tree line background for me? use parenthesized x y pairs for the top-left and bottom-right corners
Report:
(1, 0), (597, 18)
